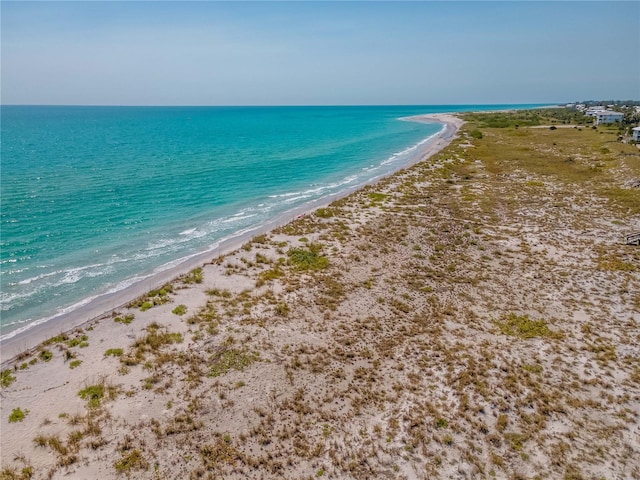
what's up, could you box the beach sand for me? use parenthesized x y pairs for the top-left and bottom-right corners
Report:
(1, 112), (638, 479)
(0, 114), (462, 362)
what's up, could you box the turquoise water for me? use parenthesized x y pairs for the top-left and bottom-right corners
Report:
(1, 104), (545, 338)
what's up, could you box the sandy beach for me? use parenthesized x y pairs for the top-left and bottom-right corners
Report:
(1, 110), (638, 479)
(0, 114), (462, 363)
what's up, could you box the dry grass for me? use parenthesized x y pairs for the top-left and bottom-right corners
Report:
(3, 110), (639, 479)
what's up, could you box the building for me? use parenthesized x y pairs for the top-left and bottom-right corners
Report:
(632, 126), (640, 142)
(595, 111), (624, 125)
(585, 106), (606, 116)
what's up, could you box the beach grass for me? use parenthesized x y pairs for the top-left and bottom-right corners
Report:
(2, 110), (639, 479)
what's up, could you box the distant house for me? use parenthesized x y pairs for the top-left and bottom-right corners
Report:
(585, 106), (606, 116)
(632, 126), (640, 142)
(595, 111), (624, 125)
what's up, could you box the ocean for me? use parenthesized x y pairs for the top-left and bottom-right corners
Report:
(1, 104), (545, 339)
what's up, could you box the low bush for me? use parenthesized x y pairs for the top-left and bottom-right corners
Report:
(114, 313), (135, 324)
(1, 369), (16, 388)
(287, 243), (329, 271)
(494, 313), (561, 339)
(114, 449), (148, 473)
(104, 348), (124, 357)
(9, 407), (29, 423)
(208, 348), (259, 377)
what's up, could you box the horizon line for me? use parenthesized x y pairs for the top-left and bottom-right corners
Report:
(1, 102), (566, 108)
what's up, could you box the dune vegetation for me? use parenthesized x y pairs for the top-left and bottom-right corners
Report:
(1, 110), (639, 480)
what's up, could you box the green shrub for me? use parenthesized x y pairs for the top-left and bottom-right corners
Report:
(251, 234), (268, 244)
(315, 208), (335, 218)
(78, 384), (104, 409)
(367, 192), (388, 203)
(104, 348), (124, 357)
(132, 325), (182, 353)
(114, 314), (135, 324)
(1, 369), (16, 388)
(206, 288), (231, 298)
(172, 304), (187, 316)
(69, 360), (82, 369)
(65, 335), (89, 348)
(208, 349), (259, 377)
(39, 350), (53, 362)
(435, 418), (448, 429)
(9, 407), (29, 423)
(42, 334), (68, 346)
(127, 284), (174, 309)
(470, 129), (483, 139)
(0, 466), (34, 479)
(287, 244), (329, 271)
(494, 313), (561, 339)
(253, 253), (268, 265)
(140, 302), (153, 312)
(181, 267), (203, 284)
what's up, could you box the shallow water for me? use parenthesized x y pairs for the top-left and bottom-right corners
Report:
(0, 104), (546, 338)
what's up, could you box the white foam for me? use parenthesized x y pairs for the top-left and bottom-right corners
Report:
(6, 267), (30, 275)
(146, 238), (180, 251)
(2, 120), (449, 342)
(380, 129), (441, 166)
(0, 293), (103, 341)
(106, 274), (152, 295)
(0, 289), (39, 307)
(221, 213), (257, 223)
(17, 270), (61, 286)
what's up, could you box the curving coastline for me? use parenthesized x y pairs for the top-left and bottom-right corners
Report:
(2, 108), (638, 479)
(0, 113), (462, 363)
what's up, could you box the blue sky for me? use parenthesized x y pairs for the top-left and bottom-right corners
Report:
(2, 1), (638, 105)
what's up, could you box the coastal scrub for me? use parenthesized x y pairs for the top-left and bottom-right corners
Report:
(287, 243), (329, 270)
(9, 408), (29, 423)
(1, 370), (16, 388)
(494, 313), (561, 339)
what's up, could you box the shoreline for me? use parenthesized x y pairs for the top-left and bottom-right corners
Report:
(2, 107), (637, 479)
(0, 113), (463, 364)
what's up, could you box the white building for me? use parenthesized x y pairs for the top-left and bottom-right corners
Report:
(632, 126), (640, 142)
(595, 111), (624, 125)
(585, 105), (606, 116)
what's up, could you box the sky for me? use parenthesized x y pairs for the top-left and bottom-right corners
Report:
(1, 1), (639, 106)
